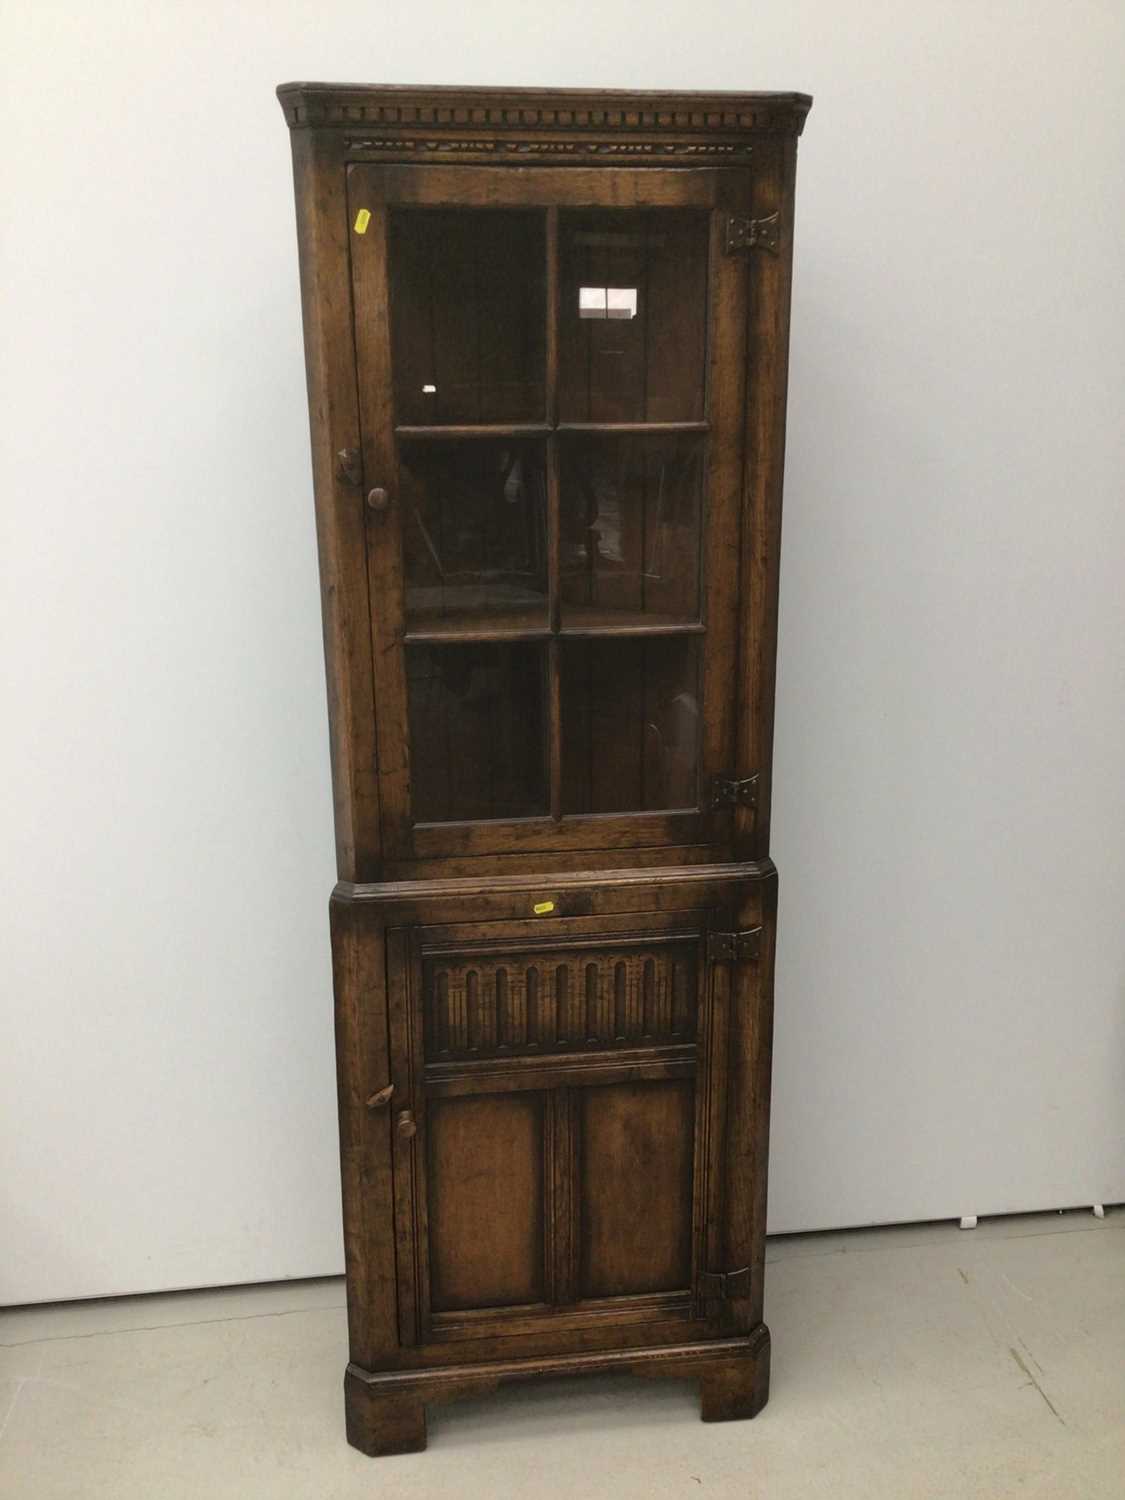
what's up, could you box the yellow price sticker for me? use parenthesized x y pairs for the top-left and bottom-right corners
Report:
(353, 208), (371, 235)
(532, 901), (555, 916)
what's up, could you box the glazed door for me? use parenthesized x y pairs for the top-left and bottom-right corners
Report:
(385, 907), (749, 1349)
(348, 165), (751, 861)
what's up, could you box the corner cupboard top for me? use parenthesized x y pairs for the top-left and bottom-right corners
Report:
(276, 83), (813, 153)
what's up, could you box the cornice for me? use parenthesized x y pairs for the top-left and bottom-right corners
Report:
(276, 83), (813, 146)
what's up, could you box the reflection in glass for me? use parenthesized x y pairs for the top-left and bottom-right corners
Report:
(578, 286), (639, 320)
(407, 643), (547, 822)
(559, 211), (709, 422)
(560, 637), (700, 814)
(401, 439), (548, 631)
(560, 435), (703, 626)
(390, 209), (546, 425)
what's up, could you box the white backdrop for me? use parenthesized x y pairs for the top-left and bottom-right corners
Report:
(3, 2), (1124, 1306)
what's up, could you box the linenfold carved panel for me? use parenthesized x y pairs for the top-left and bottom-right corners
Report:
(422, 938), (699, 1061)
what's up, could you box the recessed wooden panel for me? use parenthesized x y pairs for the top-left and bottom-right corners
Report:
(577, 1079), (695, 1299)
(426, 1092), (545, 1312)
(423, 938), (699, 1061)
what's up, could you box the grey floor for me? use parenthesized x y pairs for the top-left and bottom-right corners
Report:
(1, 1209), (1122, 1499)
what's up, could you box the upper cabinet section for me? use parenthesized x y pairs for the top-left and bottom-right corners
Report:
(279, 83), (810, 878)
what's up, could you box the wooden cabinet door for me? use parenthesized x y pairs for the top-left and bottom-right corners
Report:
(348, 163), (751, 863)
(384, 907), (754, 1349)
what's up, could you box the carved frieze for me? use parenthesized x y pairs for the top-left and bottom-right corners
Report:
(278, 85), (812, 142)
(423, 940), (699, 1061)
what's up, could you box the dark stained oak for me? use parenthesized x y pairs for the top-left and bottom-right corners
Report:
(285, 129), (382, 881)
(427, 1093), (546, 1311)
(280, 80), (809, 1457)
(577, 1079), (695, 1298)
(355, 163), (727, 209)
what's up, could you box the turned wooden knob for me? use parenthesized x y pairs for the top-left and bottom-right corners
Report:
(397, 1109), (417, 1139)
(366, 486), (390, 511)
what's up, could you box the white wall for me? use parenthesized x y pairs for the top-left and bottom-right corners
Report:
(3, 2), (1123, 1306)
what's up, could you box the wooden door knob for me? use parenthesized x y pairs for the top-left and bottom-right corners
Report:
(397, 1109), (417, 1139)
(366, 486), (390, 511)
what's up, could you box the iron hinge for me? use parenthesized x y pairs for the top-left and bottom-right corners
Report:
(711, 772), (760, 811)
(724, 211), (781, 256)
(698, 1266), (752, 1300)
(336, 447), (364, 487)
(707, 928), (763, 964)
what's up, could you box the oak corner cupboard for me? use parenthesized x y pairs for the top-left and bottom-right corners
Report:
(277, 80), (811, 1456)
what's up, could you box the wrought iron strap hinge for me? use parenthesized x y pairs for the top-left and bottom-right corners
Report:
(698, 1266), (752, 1300)
(710, 772), (759, 810)
(706, 927), (763, 964)
(723, 211), (781, 255)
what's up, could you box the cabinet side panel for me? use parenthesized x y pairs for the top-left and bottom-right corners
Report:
(330, 898), (398, 1364)
(288, 130), (381, 879)
(719, 870), (778, 1331)
(738, 135), (799, 858)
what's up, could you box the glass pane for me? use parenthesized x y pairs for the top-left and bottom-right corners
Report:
(407, 643), (547, 822)
(560, 638), (700, 814)
(560, 434), (703, 627)
(558, 210), (709, 423)
(390, 209), (546, 425)
(401, 439), (548, 631)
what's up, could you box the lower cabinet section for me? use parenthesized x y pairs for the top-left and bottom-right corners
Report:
(330, 863), (776, 1454)
(388, 909), (731, 1348)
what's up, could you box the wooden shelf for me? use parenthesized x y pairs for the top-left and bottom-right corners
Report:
(395, 422), (708, 442)
(404, 607), (703, 645)
(556, 422), (709, 436)
(405, 608), (551, 644)
(396, 424), (551, 441)
(559, 608), (704, 636)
